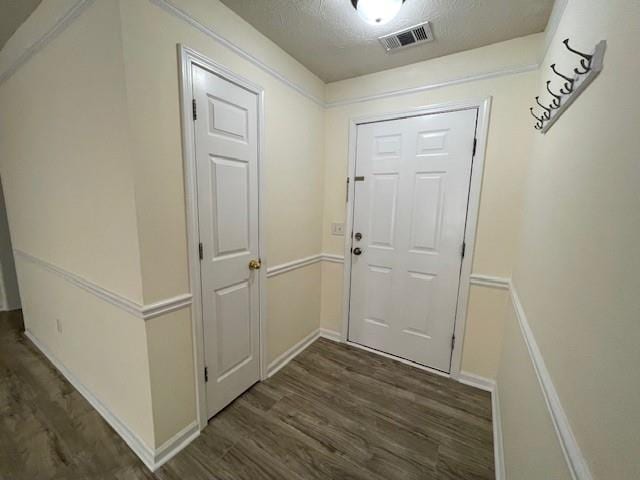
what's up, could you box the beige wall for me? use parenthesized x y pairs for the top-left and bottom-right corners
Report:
(499, 0), (640, 478)
(320, 35), (541, 379)
(0, 0), (157, 448)
(0, 0), (328, 450)
(498, 300), (572, 479)
(116, 2), (326, 440)
(0, 182), (20, 311)
(0, 0), (143, 302)
(118, 0), (325, 305)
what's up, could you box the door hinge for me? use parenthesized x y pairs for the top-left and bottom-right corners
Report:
(198, 242), (203, 260)
(346, 177), (349, 202)
(192, 98), (197, 120)
(472, 138), (477, 156)
(204, 366), (208, 383)
(451, 334), (456, 350)
(461, 241), (466, 258)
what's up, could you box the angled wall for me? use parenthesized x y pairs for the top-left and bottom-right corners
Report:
(498, 0), (640, 478)
(0, 0), (155, 449)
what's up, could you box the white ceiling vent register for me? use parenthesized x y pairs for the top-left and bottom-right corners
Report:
(378, 22), (433, 52)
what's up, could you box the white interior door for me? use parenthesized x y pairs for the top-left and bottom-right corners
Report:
(192, 65), (261, 418)
(348, 109), (477, 372)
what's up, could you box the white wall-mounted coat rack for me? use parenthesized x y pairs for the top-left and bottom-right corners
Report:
(530, 39), (607, 134)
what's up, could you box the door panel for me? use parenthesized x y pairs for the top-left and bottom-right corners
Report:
(193, 65), (260, 418)
(348, 109), (477, 372)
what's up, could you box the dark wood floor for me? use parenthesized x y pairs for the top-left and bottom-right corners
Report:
(0, 310), (494, 479)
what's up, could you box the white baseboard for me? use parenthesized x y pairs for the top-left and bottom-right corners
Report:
(456, 371), (496, 392)
(492, 385), (505, 480)
(24, 330), (199, 471)
(455, 371), (503, 479)
(267, 328), (320, 378)
(153, 420), (200, 470)
(319, 328), (342, 342)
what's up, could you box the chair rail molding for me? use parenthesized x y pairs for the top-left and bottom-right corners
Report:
(13, 250), (192, 320)
(509, 282), (593, 480)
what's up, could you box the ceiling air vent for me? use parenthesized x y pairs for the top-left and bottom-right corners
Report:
(378, 22), (433, 52)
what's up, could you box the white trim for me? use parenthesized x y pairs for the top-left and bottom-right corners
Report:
(319, 328), (342, 342)
(0, 0), (96, 85)
(13, 249), (192, 320)
(25, 329), (155, 469)
(325, 64), (538, 108)
(266, 253), (345, 277)
(25, 330), (199, 471)
(0, 0), (543, 110)
(542, 0), (569, 62)
(454, 371), (504, 479)
(492, 385), (505, 480)
(456, 371), (496, 392)
(266, 254), (323, 278)
(321, 253), (345, 264)
(509, 282), (593, 480)
(178, 45), (267, 430)
(141, 293), (193, 320)
(267, 328), (320, 378)
(469, 274), (510, 290)
(152, 420), (200, 470)
(340, 98), (493, 379)
(150, 0), (324, 107)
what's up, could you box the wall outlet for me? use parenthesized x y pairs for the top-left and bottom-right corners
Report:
(331, 222), (345, 236)
(56, 318), (62, 334)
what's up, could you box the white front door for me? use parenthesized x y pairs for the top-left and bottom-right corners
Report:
(192, 65), (261, 418)
(348, 109), (477, 372)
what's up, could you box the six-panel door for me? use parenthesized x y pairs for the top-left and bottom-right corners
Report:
(348, 109), (477, 372)
(192, 65), (261, 418)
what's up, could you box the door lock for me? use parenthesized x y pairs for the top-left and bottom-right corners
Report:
(354, 232), (363, 241)
(248, 259), (262, 270)
(352, 247), (362, 256)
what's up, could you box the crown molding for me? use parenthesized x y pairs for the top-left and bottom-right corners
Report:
(1, 0), (542, 110)
(149, 0), (325, 107)
(0, 0), (96, 85)
(325, 63), (539, 108)
(13, 250), (191, 320)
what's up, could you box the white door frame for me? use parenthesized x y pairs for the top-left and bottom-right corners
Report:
(178, 45), (268, 430)
(341, 97), (492, 379)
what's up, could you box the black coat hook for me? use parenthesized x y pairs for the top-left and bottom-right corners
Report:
(546, 81), (562, 108)
(550, 64), (574, 94)
(535, 96), (551, 120)
(563, 38), (592, 74)
(529, 108), (544, 130)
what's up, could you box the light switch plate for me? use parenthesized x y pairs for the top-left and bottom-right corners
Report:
(331, 222), (345, 236)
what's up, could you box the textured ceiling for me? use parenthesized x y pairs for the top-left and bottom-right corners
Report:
(0, 0), (42, 51)
(220, 0), (554, 82)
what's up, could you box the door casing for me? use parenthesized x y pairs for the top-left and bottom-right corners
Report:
(178, 45), (267, 431)
(341, 98), (492, 381)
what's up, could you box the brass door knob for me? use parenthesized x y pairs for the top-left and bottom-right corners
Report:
(248, 259), (262, 270)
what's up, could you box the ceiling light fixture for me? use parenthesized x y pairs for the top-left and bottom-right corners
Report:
(351, 0), (406, 25)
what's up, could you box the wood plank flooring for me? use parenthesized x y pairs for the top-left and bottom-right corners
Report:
(0, 310), (494, 479)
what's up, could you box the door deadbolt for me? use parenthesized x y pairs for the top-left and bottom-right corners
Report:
(352, 247), (362, 256)
(354, 232), (362, 241)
